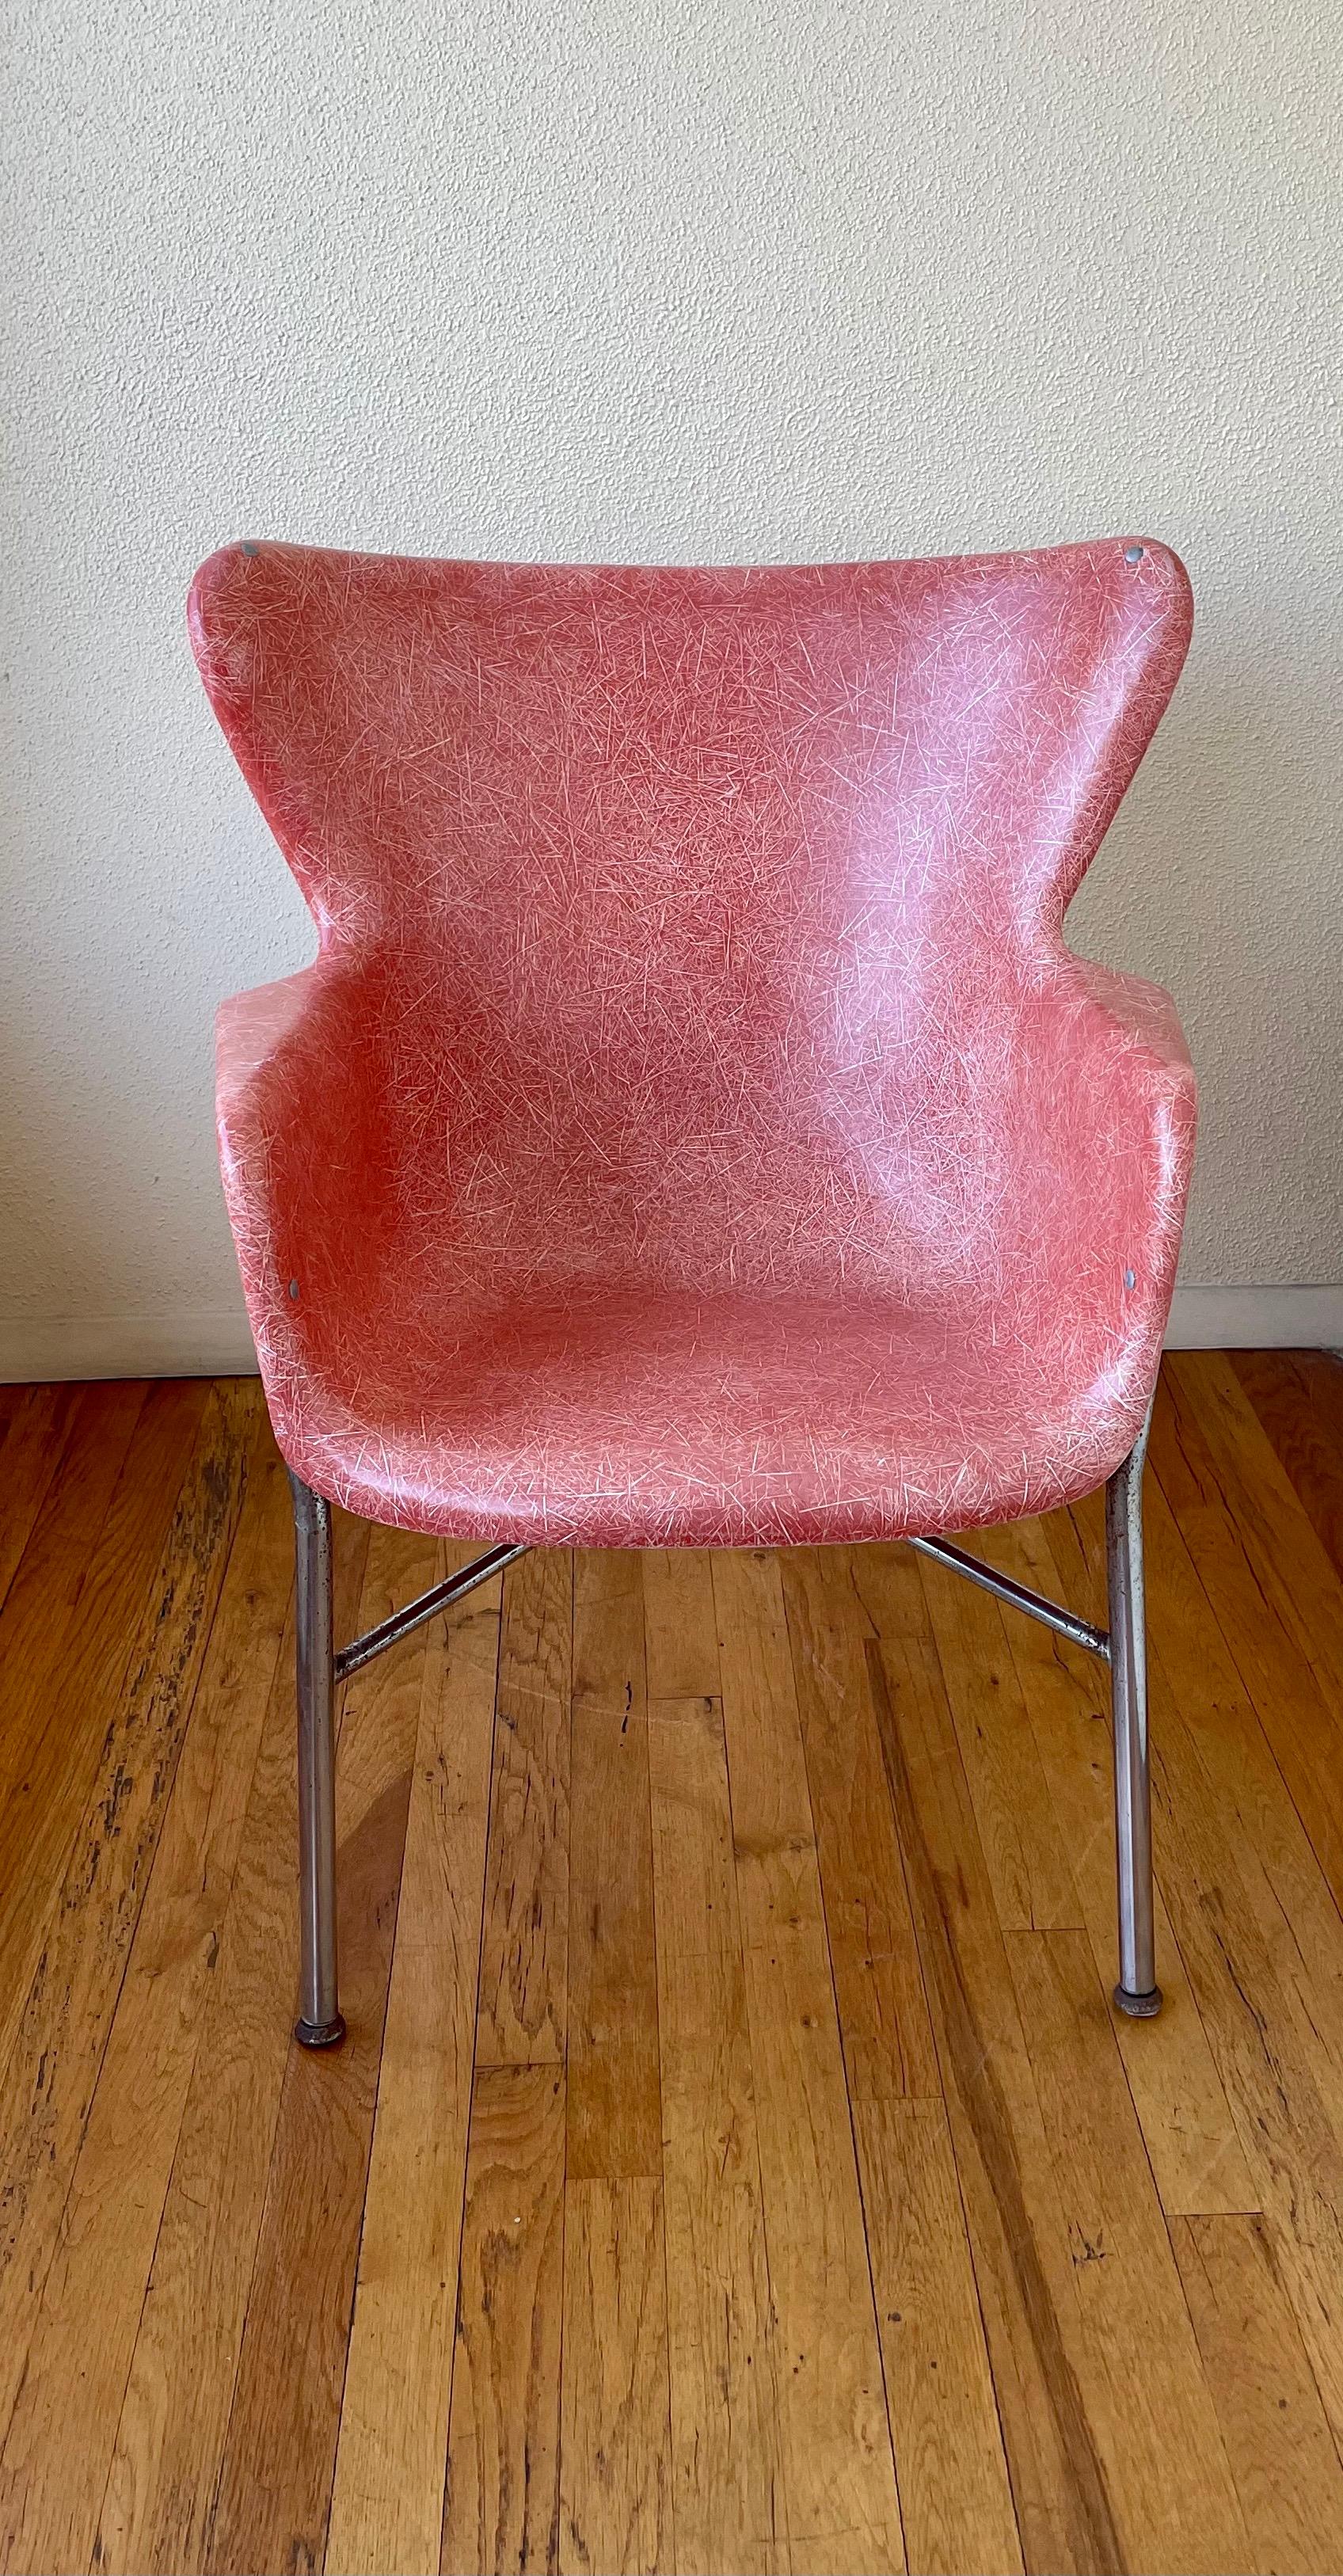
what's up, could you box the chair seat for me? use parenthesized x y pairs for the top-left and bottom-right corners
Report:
(194, 537), (1195, 1552)
(282, 1283), (1144, 1548)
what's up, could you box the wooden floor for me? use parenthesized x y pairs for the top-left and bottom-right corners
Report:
(0, 1358), (1341, 2571)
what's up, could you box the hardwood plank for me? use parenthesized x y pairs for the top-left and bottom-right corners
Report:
(567, 1552), (660, 2182)
(912, 1543), (1081, 1933)
(477, 1551), (571, 2068)
(0, 1382), (84, 1618)
(645, 1543), (785, 2575)
(1151, 1364), (1343, 1922)
(712, 1550), (827, 1953)
(856, 1551), (1124, 2576)
(647, 1689), (786, 2576)
(854, 2095), (1022, 2576)
(1171, 2213), (1343, 2576)
(97, 1508), (372, 2576)
(1064, 1481), (1343, 2465)
(1003, 1924), (1250, 2573)
(778, 1548), (939, 2102)
(1075, 1462), (1343, 2137)
(744, 1958), (906, 2576)
(0, 1382), (143, 1688)
(713, 1548), (905, 2576)
(0, 1360), (1337, 2576)
(0, 1377), (154, 2068)
(1149, 1440), (1343, 2083)
(974, 1511), (1257, 2217)
(1231, 1348), (1343, 1581)
(1166, 1352), (1343, 1715)
(325, 1550), (502, 2576)
(440, 2064), (565, 2576)
(560, 2179), (671, 2576)
(0, 1379), (251, 2496)
(205, 1523), (436, 2576)
(641, 1547), (720, 1702)
(0, 1393), (282, 2576)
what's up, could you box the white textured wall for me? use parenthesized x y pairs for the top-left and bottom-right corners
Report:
(3, 0), (1340, 1369)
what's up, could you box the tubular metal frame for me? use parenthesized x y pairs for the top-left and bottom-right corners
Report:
(1106, 1399), (1161, 2013)
(906, 1534), (1111, 1661)
(287, 1393), (1160, 2045)
(290, 1473), (342, 2048)
(335, 1543), (528, 1679)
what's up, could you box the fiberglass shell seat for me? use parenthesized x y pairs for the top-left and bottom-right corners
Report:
(193, 538), (1194, 1553)
(191, 535), (1194, 2048)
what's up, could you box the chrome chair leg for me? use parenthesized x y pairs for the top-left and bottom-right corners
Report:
(291, 1471), (345, 2049)
(1106, 1399), (1162, 2018)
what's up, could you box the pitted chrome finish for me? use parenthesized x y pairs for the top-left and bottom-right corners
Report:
(907, 1535), (1110, 1661)
(334, 1543), (528, 1680)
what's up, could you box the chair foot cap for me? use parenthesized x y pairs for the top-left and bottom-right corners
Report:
(295, 2013), (347, 2049)
(1113, 1983), (1162, 2020)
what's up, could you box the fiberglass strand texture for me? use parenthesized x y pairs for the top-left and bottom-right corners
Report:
(192, 538), (1194, 1545)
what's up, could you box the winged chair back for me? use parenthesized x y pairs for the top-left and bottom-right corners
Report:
(191, 539), (1191, 1361)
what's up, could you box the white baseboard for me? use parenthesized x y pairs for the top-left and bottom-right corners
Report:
(1165, 1284), (1343, 1349)
(0, 1284), (1338, 1383)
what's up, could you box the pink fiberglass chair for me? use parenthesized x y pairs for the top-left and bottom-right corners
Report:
(190, 535), (1194, 2045)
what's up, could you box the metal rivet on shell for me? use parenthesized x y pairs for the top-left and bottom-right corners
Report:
(1124, 545), (1144, 564)
(288, 1277), (300, 1299)
(1124, 1268), (1137, 1290)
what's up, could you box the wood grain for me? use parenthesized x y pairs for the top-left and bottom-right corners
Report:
(714, 1547), (905, 2576)
(325, 1551), (503, 2576)
(641, 1547), (720, 1701)
(1077, 1466), (1343, 2137)
(1171, 1353), (1343, 1714)
(1067, 1479), (1343, 2462)
(0, 1391), (277, 2576)
(645, 1575), (786, 2574)
(206, 1522), (436, 2576)
(566, 1551), (660, 2182)
(1232, 1347), (1343, 1579)
(477, 1551), (571, 2068)
(97, 1505), (371, 2576)
(0, 1379), (250, 2527)
(1171, 2212), (1343, 2576)
(560, 2179), (671, 2576)
(1003, 1923), (1250, 2572)
(913, 1539), (1082, 1933)
(779, 1547), (939, 2102)
(0, 1383), (84, 1619)
(855, 2095), (1022, 2576)
(975, 1509), (1257, 2218)
(0, 1376), (157, 2066)
(440, 2064), (565, 2576)
(858, 1568), (1123, 2576)
(1152, 1364), (1343, 1920)
(2, 1358), (1343, 2576)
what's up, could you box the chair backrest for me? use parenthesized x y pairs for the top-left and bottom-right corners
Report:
(192, 538), (1191, 1299)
